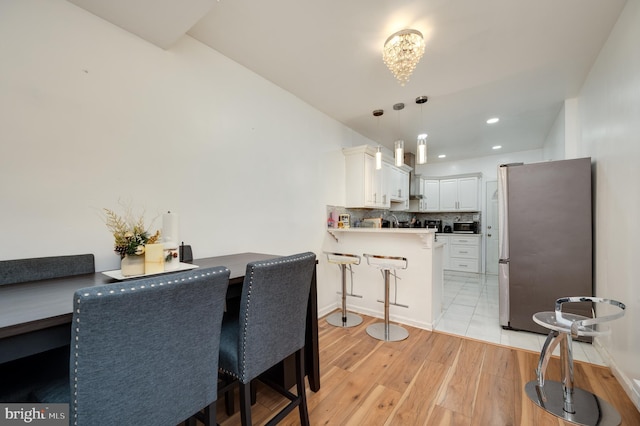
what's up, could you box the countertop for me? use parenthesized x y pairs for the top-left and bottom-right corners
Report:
(328, 227), (436, 234)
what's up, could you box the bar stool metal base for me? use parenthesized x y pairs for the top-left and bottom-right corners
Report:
(366, 322), (408, 342)
(525, 381), (621, 426)
(326, 311), (363, 328)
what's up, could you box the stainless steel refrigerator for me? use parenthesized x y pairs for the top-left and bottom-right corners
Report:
(498, 158), (593, 334)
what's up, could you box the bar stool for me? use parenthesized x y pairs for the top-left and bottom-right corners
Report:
(362, 253), (409, 342)
(324, 252), (363, 327)
(525, 297), (626, 426)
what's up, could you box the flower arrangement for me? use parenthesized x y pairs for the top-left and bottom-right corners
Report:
(104, 207), (160, 259)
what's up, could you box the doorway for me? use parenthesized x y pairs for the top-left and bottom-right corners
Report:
(485, 180), (499, 274)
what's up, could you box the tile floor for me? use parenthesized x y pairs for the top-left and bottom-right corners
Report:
(434, 271), (606, 366)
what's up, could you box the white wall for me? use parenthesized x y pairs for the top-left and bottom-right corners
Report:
(542, 103), (566, 161)
(574, 0), (640, 406)
(0, 0), (370, 310)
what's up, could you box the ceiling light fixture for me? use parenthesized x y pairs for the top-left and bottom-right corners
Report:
(417, 134), (428, 164)
(393, 103), (405, 166)
(394, 140), (404, 167)
(415, 96), (429, 164)
(373, 109), (384, 170)
(438, 154), (446, 159)
(487, 117), (500, 124)
(383, 29), (425, 86)
(492, 145), (502, 150)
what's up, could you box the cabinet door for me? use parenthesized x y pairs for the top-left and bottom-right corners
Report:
(364, 154), (377, 206)
(399, 169), (409, 201)
(424, 179), (439, 211)
(362, 154), (388, 208)
(377, 162), (391, 207)
(439, 179), (458, 210)
(457, 177), (478, 210)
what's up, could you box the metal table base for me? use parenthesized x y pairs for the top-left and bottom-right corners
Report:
(525, 380), (621, 426)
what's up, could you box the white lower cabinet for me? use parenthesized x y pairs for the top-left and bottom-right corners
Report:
(448, 235), (481, 273)
(440, 234), (481, 273)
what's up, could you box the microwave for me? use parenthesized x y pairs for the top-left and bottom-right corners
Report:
(453, 221), (478, 233)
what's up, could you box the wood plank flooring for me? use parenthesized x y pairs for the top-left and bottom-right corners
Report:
(214, 314), (640, 425)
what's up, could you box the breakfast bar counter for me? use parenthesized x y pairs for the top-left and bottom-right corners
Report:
(324, 228), (444, 330)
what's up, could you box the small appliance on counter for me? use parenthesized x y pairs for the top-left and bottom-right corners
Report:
(453, 221), (479, 233)
(443, 225), (452, 233)
(361, 217), (382, 228)
(424, 219), (442, 233)
(338, 214), (350, 228)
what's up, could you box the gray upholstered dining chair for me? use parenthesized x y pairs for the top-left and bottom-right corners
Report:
(33, 266), (230, 426)
(218, 252), (316, 426)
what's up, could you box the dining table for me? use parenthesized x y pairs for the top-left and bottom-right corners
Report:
(0, 252), (320, 392)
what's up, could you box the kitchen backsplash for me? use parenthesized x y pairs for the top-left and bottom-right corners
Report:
(327, 205), (481, 231)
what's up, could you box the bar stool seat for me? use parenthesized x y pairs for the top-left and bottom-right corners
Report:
(363, 253), (408, 342)
(525, 297), (626, 426)
(324, 252), (363, 328)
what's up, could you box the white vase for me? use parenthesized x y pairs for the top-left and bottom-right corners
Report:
(121, 254), (145, 277)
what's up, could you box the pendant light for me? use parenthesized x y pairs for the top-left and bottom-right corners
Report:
(376, 146), (383, 170)
(394, 140), (404, 167)
(373, 109), (384, 170)
(417, 134), (428, 164)
(415, 96), (428, 164)
(393, 103), (405, 167)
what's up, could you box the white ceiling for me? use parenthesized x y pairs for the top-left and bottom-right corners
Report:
(68, 0), (627, 161)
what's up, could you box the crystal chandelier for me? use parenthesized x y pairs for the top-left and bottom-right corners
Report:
(382, 29), (425, 86)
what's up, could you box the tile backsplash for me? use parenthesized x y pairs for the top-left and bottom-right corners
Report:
(326, 205), (480, 230)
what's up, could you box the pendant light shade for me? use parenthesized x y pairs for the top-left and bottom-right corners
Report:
(394, 140), (404, 167)
(375, 146), (383, 170)
(417, 134), (428, 164)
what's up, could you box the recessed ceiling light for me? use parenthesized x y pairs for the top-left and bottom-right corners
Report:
(492, 145), (502, 150)
(438, 154), (446, 158)
(487, 117), (500, 124)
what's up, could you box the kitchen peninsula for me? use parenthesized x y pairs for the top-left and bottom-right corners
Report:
(324, 228), (444, 330)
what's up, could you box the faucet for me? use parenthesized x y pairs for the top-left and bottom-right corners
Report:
(388, 214), (399, 228)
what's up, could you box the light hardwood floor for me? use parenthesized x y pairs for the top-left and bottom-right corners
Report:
(215, 314), (640, 425)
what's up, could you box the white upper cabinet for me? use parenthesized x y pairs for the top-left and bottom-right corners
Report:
(344, 147), (389, 209)
(423, 179), (440, 211)
(344, 146), (412, 210)
(387, 165), (410, 202)
(457, 177), (479, 210)
(439, 176), (479, 211)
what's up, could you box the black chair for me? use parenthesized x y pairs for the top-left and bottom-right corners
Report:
(32, 266), (230, 426)
(218, 252), (316, 425)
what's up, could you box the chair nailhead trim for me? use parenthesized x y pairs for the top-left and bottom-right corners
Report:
(71, 266), (229, 424)
(238, 253), (314, 382)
